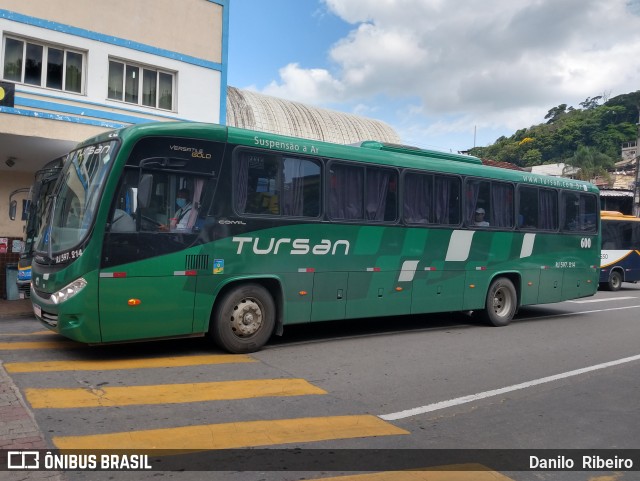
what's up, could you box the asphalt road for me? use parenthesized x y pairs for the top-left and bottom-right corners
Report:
(1, 285), (640, 481)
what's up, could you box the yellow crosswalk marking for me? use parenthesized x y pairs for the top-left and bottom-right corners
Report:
(53, 415), (408, 451)
(0, 330), (56, 337)
(5, 354), (255, 372)
(0, 340), (81, 350)
(311, 466), (514, 480)
(26, 378), (326, 408)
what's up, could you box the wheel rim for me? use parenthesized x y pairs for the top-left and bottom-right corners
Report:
(230, 297), (263, 337)
(612, 274), (621, 289)
(492, 286), (513, 318)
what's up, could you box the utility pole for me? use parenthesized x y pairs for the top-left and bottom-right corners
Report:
(635, 105), (640, 217)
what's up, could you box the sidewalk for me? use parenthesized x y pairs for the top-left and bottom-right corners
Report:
(0, 298), (34, 319)
(0, 298), (62, 479)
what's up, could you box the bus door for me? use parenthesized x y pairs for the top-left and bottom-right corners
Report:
(99, 138), (220, 342)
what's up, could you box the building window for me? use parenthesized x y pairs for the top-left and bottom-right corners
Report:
(2, 36), (85, 93)
(108, 59), (174, 110)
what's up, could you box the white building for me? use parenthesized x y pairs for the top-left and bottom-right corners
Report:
(0, 0), (228, 237)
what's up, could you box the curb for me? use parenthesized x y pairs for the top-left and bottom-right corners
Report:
(0, 361), (63, 480)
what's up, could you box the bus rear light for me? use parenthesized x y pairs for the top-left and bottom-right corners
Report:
(128, 299), (142, 306)
(298, 268), (315, 273)
(51, 278), (87, 305)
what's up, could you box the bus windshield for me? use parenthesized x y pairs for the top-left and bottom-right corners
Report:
(35, 141), (118, 256)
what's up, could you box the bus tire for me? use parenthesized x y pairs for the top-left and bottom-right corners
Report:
(481, 277), (517, 327)
(210, 283), (275, 354)
(607, 271), (622, 292)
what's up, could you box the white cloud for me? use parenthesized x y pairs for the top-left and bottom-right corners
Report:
(259, 0), (640, 149)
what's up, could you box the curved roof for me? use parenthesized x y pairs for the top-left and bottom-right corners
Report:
(226, 86), (401, 145)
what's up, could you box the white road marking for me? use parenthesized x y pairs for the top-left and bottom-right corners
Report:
(380, 352), (640, 421)
(568, 296), (637, 303)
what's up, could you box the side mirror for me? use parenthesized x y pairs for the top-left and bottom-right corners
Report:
(137, 174), (153, 209)
(9, 200), (17, 220)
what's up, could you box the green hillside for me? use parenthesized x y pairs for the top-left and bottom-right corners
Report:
(468, 91), (640, 172)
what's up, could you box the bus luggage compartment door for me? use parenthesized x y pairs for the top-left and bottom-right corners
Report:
(311, 272), (347, 322)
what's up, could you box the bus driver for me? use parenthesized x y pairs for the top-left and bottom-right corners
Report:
(160, 188), (194, 231)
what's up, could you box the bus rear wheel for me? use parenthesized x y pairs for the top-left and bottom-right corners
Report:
(210, 284), (275, 354)
(607, 271), (623, 291)
(481, 277), (517, 327)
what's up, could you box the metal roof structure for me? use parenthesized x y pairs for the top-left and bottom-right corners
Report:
(226, 87), (401, 145)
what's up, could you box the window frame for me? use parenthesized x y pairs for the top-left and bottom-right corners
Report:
(107, 57), (176, 111)
(232, 148), (324, 220)
(401, 169), (462, 227)
(2, 34), (86, 94)
(560, 191), (599, 234)
(516, 186), (559, 232)
(326, 159), (399, 224)
(464, 177), (515, 230)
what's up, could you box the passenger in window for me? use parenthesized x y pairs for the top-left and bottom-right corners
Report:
(519, 206), (537, 228)
(474, 207), (490, 226)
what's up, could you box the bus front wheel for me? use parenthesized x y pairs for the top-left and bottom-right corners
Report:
(607, 271), (623, 291)
(210, 284), (275, 354)
(481, 277), (517, 327)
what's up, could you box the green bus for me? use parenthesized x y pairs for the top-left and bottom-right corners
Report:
(8, 157), (64, 298)
(30, 122), (601, 353)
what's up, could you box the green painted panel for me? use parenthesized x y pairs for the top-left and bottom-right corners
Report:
(99, 276), (195, 342)
(280, 272), (314, 325)
(519, 269), (541, 306)
(311, 272), (347, 321)
(538, 269), (564, 303)
(411, 267), (465, 313)
(346, 271), (411, 318)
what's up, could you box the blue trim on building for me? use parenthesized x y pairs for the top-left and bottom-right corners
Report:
(15, 97), (163, 125)
(0, 106), (128, 129)
(218, 0), (230, 124)
(0, 9), (223, 71)
(16, 88), (186, 122)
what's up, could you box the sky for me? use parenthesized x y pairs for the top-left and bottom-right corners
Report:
(227, 0), (640, 153)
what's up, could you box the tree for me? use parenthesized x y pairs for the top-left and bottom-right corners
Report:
(579, 96), (602, 110)
(563, 145), (614, 182)
(544, 104), (568, 124)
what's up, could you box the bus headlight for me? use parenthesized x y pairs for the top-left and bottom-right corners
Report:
(51, 278), (87, 305)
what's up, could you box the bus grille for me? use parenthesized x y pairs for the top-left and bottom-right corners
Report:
(186, 255), (209, 271)
(33, 287), (51, 300)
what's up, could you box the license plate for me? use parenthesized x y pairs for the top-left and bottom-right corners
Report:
(33, 304), (42, 318)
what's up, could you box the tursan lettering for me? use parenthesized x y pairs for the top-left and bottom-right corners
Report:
(232, 237), (349, 256)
